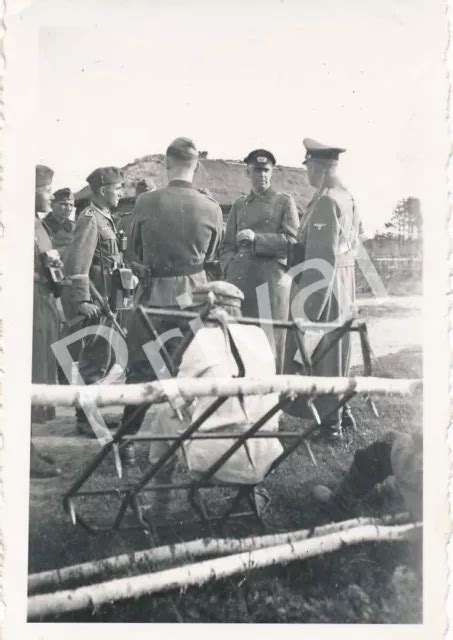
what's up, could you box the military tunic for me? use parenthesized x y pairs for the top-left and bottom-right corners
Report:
(42, 213), (75, 262)
(284, 179), (360, 424)
(62, 203), (121, 314)
(220, 188), (299, 372)
(32, 216), (60, 419)
(62, 202), (121, 385)
(131, 180), (223, 307)
(121, 179), (224, 435)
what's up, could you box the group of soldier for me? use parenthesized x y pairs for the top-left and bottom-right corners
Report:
(31, 135), (421, 524)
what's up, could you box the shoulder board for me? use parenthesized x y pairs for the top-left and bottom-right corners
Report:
(197, 188), (217, 202)
(277, 192), (293, 201)
(317, 191), (335, 201)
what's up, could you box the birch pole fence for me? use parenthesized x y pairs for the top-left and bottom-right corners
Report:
(28, 513), (410, 595)
(27, 522), (421, 620)
(31, 375), (422, 408)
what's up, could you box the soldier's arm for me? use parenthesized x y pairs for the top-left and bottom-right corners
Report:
(205, 204), (224, 264)
(219, 201), (238, 275)
(63, 213), (98, 304)
(301, 195), (339, 322)
(131, 197), (145, 263)
(253, 194), (299, 258)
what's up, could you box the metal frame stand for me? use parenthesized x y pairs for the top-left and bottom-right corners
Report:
(62, 306), (374, 541)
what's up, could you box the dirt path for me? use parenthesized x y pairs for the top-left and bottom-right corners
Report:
(79, 295), (423, 383)
(351, 296), (421, 367)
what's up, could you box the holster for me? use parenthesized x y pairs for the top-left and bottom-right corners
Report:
(111, 266), (136, 310)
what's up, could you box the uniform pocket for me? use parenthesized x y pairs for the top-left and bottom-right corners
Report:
(99, 226), (118, 257)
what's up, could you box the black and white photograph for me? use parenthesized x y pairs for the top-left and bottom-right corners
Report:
(1, 0), (450, 636)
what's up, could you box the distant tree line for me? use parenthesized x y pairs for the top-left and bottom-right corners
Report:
(381, 197), (422, 242)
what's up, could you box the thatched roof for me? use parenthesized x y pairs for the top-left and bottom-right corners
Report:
(75, 154), (314, 212)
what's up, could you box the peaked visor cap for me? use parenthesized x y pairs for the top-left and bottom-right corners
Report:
(303, 137), (346, 164)
(166, 137), (199, 160)
(36, 165), (54, 188)
(192, 281), (244, 308)
(86, 166), (124, 189)
(244, 148), (276, 167)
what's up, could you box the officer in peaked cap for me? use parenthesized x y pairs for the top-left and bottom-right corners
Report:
(220, 148), (299, 373)
(302, 138), (346, 164)
(43, 187), (75, 261)
(62, 166), (124, 435)
(243, 149), (277, 167)
(284, 138), (361, 438)
(118, 136), (223, 462)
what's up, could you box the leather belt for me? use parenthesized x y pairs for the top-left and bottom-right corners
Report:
(151, 263), (205, 278)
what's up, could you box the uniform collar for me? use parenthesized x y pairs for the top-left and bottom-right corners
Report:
(43, 212), (60, 232)
(318, 176), (343, 192)
(168, 179), (193, 188)
(246, 186), (276, 203)
(43, 212), (73, 232)
(90, 201), (114, 222)
(62, 218), (74, 231)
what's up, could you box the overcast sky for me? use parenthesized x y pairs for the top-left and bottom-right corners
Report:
(29, 0), (446, 234)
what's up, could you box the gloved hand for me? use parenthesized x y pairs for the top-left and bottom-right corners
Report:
(236, 229), (255, 244)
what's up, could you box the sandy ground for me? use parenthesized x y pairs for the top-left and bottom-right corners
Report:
(67, 295), (423, 381)
(352, 295), (421, 365)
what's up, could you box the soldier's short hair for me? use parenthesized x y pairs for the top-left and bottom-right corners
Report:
(166, 137), (199, 165)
